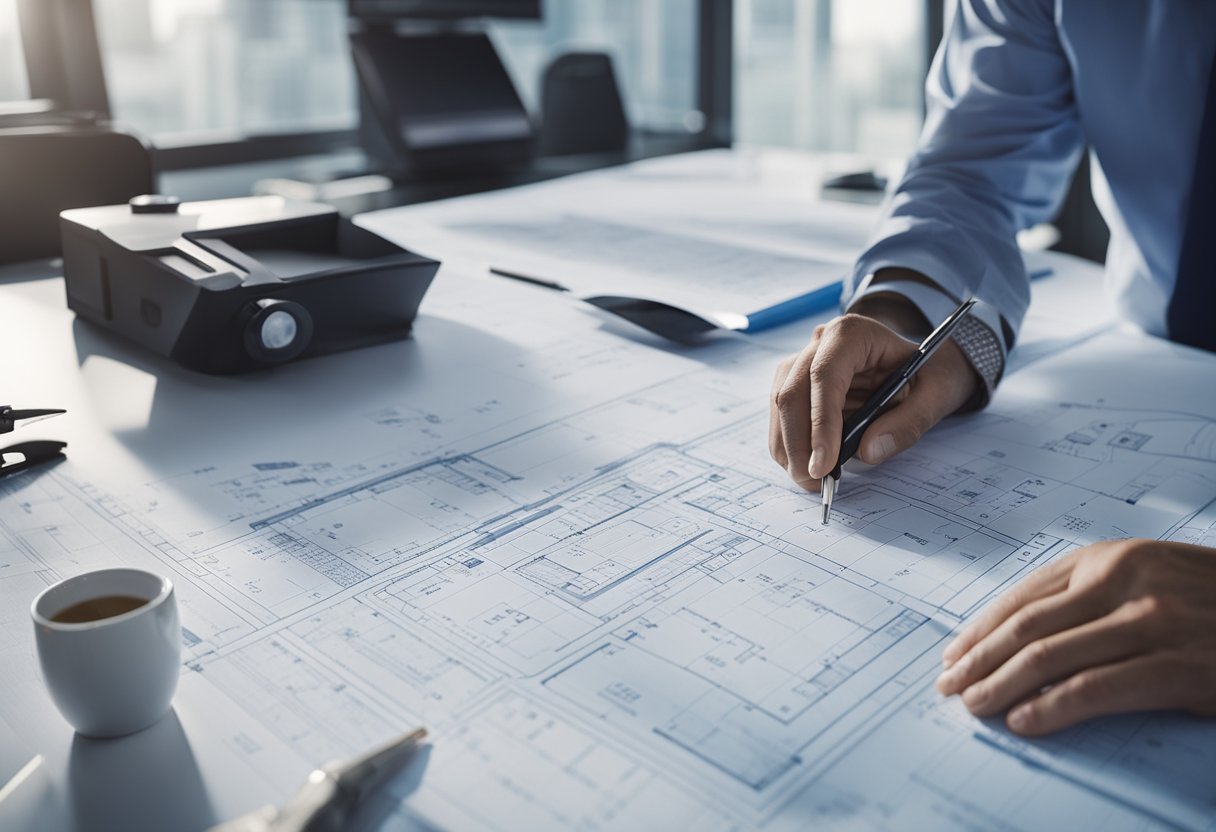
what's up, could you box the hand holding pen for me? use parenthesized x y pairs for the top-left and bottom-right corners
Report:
(769, 297), (980, 509)
(819, 299), (975, 522)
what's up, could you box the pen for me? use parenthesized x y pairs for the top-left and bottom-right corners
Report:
(489, 267), (570, 293)
(739, 281), (843, 333)
(820, 298), (977, 524)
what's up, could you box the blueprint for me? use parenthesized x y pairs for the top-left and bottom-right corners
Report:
(3, 330), (1216, 830)
(2, 150), (1214, 830)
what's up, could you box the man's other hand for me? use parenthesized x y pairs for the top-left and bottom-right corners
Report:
(769, 312), (979, 490)
(937, 539), (1216, 735)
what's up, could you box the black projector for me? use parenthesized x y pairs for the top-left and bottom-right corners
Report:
(61, 195), (439, 374)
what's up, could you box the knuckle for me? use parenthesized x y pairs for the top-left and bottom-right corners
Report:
(1004, 584), (1037, 614)
(808, 361), (846, 399)
(1008, 610), (1041, 643)
(1063, 670), (1107, 708)
(834, 313), (869, 337)
(1101, 538), (1153, 578)
(1114, 538), (1149, 563)
(807, 360), (833, 388)
(1125, 593), (1170, 624)
(774, 384), (798, 411)
(1020, 640), (1053, 674)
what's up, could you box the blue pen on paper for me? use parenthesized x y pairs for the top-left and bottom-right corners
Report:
(740, 281), (843, 332)
(745, 266), (1053, 333)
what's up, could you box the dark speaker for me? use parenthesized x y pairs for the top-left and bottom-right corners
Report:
(539, 52), (629, 157)
(0, 125), (154, 265)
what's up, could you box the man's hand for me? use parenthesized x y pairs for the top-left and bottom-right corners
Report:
(937, 539), (1216, 735)
(769, 312), (979, 490)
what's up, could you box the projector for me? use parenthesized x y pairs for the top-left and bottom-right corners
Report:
(61, 195), (439, 374)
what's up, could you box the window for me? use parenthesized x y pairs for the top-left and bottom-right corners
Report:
(735, 0), (925, 158)
(491, 0), (699, 133)
(93, 0), (358, 144)
(0, 0), (28, 101)
(90, 0), (699, 147)
(15, 0), (926, 160)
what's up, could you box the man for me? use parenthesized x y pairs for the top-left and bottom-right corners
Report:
(770, 0), (1216, 735)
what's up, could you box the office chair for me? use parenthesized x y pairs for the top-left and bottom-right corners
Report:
(538, 52), (629, 157)
(1, 0), (155, 265)
(0, 125), (154, 265)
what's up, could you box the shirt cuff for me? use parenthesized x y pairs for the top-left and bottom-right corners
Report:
(846, 276), (1006, 407)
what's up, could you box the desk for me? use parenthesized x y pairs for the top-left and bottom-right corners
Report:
(1, 162), (1215, 831)
(161, 133), (738, 210)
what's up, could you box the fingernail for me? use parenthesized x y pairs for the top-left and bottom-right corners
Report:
(868, 433), (896, 462)
(809, 445), (826, 478)
(1008, 705), (1031, 732)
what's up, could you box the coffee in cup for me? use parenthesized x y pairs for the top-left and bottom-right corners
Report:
(30, 568), (181, 738)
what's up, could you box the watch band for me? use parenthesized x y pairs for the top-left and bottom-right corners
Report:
(950, 313), (1005, 402)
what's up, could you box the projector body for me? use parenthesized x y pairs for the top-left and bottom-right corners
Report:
(61, 196), (439, 374)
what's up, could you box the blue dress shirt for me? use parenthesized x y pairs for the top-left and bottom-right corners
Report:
(845, 0), (1216, 386)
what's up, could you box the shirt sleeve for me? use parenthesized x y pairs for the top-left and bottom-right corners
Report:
(844, 0), (1085, 396)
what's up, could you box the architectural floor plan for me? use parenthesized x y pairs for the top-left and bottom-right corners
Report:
(3, 330), (1215, 829)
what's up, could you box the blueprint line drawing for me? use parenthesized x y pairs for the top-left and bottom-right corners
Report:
(4, 350), (1216, 830)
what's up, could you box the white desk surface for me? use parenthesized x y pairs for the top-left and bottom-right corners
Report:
(2, 175), (1214, 832)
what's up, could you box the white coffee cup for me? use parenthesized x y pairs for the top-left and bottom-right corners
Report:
(30, 568), (181, 738)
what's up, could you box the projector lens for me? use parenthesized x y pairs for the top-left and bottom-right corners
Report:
(261, 310), (298, 350)
(243, 298), (312, 365)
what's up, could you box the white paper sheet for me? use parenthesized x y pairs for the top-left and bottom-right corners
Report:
(356, 149), (882, 318)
